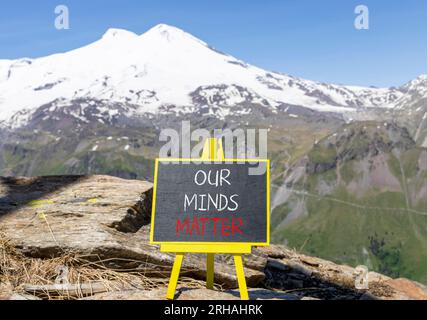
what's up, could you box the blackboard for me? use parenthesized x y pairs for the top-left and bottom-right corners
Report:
(150, 160), (270, 244)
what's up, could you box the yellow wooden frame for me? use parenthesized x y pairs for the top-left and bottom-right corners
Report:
(149, 138), (270, 300)
(149, 159), (270, 247)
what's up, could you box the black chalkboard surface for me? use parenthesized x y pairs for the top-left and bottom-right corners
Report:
(150, 160), (270, 245)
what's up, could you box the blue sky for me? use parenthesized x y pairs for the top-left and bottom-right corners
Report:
(0, 0), (426, 87)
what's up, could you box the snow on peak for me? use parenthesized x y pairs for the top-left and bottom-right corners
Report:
(102, 28), (138, 40)
(144, 23), (188, 37)
(402, 74), (427, 90)
(140, 23), (207, 46)
(146, 23), (184, 35)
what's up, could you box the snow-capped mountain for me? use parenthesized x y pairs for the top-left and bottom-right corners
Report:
(0, 23), (425, 129)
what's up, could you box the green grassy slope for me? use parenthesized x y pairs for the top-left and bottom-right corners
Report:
(272, 122), (427, 284)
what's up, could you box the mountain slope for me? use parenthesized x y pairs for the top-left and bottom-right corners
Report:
(272, 122), (427, 283)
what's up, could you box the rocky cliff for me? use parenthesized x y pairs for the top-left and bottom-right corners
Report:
(0, 175), (426, 300)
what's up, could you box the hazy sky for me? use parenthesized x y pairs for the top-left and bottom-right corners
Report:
(1, 0), (426, 87)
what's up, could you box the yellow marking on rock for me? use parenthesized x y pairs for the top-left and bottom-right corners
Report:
(38, 212), (47, 220)
(29, 199), (54, 208)
(87, 198), (98, 204)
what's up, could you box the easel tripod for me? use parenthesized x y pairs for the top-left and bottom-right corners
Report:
(161, 138), (250, 300)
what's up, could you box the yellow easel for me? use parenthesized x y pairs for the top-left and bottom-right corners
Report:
(162, 138), (251, 300)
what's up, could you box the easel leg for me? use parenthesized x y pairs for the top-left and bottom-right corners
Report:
(166, 253), (184, 300)
(206, 253), (215, 289)
(234, 254), (249, 300)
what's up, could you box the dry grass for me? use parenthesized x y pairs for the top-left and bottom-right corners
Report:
(0, 233), (214, 300)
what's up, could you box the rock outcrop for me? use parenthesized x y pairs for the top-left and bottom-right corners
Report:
(0, 175), (264, 289)
(1, 175), (426, 300)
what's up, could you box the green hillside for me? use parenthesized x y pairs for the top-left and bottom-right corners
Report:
(272, 122), (427, 284)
